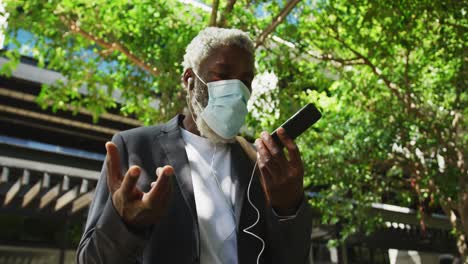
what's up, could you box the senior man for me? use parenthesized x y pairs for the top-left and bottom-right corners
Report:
(77, 27), (312, 264)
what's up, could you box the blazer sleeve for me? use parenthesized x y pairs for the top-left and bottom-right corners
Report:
(76, 133), (147, 264)
(266, 195), (313, 264)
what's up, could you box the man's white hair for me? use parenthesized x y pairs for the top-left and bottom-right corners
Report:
(182, 27), (255, 73)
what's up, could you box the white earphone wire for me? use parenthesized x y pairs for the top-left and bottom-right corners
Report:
(242, 161), (265, 264)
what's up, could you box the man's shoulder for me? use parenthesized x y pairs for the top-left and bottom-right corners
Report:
(112, 125), (165, 153)
(119, 124), (163, 139)
(112, 115), (180, 150)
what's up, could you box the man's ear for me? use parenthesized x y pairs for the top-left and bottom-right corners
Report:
(182, 69), (194, 91)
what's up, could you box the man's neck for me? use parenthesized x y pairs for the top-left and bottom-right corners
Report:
(182, 114), (201, 136)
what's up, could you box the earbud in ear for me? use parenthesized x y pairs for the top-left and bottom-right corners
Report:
(187, 77), (193, 88)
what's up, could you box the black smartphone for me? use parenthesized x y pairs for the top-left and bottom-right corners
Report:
(271, 103), (322, 147)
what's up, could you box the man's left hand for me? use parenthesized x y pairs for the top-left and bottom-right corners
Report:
(255, 127), (305, 216)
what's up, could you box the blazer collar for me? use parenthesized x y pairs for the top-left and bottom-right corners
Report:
(161, 114), (181, 133)
(231, 142), (253, 228)
(157, 114), (200, 257)
(158, 115), (195, 219)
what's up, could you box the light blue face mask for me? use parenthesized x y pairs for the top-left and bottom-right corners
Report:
(192, 71), (251, 139)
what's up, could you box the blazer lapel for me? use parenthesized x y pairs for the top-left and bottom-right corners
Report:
(231, 142), (252, 228)
(232, 142), (269, 263)
(157, 115), (200, 257)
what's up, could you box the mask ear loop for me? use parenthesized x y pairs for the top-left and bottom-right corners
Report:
(192, 70), (207, 86)
(186, 78), (198, 124)
(186, 77), (205, 124)
(242, 160), (265, 264)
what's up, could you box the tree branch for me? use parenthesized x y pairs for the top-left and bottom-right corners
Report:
(322, 26), (429, 120)
(209, 0), (220, 26)
(62, 17), (159, 77)
(330, 33), (405, 102)
(255, 0), (302, 49)
(404, 48), (412, 113)
(217, 0), (237, 27)
(274, 38), (365, 66)
(307, 51), (365, 66)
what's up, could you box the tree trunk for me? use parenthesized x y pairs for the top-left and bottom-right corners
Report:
(441, 195), (468, 262)
(458, 192), (468, 263)
(455, 217), (467, 263)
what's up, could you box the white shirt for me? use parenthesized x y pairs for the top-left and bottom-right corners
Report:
(180, 128), (238, 264)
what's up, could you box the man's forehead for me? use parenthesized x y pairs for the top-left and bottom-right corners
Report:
(201, 46), (254, 70)
(205, 45), (253, 61)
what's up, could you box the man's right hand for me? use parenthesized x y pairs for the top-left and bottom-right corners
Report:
(105, 142), (173, 229)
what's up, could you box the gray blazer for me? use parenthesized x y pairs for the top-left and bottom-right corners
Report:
(76, 115), (313, 264)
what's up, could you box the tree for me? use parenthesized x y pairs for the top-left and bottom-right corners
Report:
(267, 0), (467, 258)
(2, 0), (466, 260)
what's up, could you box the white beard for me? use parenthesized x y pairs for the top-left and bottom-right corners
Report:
(186, 79), (235, 144)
